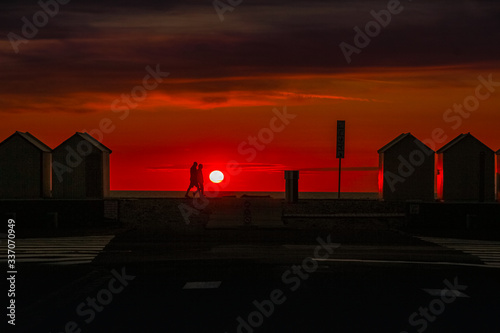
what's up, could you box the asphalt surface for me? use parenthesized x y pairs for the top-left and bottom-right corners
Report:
(6, 221), (500, 333)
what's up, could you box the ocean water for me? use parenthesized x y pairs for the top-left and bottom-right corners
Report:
(110, 191), (378, 200)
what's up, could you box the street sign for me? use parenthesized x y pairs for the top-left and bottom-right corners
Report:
(336, 120), (345, 158)
(336, 120), (345, 199)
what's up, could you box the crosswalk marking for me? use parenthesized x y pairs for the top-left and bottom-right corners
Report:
(418, 237), (500, 267)
(0, 235), (114, 265)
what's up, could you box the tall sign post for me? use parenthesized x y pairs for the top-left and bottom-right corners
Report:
(336, 120), (345, 199)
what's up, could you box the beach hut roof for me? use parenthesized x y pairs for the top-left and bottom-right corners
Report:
(55, 132), (112, 153)
(0, 131), (51, 152)
(377, 133), (433, 154)
(437, 133), (494, 154)
(378, 133), (409, 153)
(75, 132), (112, 153)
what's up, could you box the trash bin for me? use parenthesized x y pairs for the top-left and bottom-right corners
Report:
(285, 170), (299, 203)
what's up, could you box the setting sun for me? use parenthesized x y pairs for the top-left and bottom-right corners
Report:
(209, 170), (224, 183)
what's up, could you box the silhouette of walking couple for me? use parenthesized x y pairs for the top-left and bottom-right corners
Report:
(185, 162), (204, 198)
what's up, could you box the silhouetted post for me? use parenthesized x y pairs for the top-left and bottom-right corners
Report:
(336, 120), (345, 199)
(285, 171), (299, 203)
(338, 158), (342, 199)
(479, 151), (485, 202)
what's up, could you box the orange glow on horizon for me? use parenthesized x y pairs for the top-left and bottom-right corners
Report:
(2, 65), (499, 192)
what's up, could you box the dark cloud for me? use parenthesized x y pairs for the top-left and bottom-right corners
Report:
(1, 0), (499, 110)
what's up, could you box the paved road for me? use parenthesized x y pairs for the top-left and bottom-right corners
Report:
(7, 224), (500, 332)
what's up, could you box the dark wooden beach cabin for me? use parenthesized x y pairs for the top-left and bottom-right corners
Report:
(378, 133), (434, 201)
(52, 132), (111, 199)
(0, 131), (52, 198)
(436, 133), (495, 202)
(497, 149), (500, 201)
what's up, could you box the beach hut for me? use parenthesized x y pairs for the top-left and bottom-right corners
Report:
(0, 131), (52, 198)
(378, 133), (434, 201)
(436, 133), (495, 202)
(497, 149), (500, 201)
(52, 132), (111, 199)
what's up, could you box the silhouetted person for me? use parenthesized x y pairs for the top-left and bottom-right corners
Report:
(185, 162), (199, 198)
(196, 164), (204, 197)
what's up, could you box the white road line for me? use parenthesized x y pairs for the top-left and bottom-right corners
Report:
(45, 260), (93, 266)
(475, 257), (500, 260)
(15, 247), (109, 249)
(457, 246), (500, 249)
(16, 257), (97, 263)
(13, 252), (107, 256)
(312, 258), (500, 269)
(483, 262), (500, 266)
(418, 237), (499, 244)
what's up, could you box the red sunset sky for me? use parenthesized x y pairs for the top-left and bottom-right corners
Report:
(1, 0), (499, 192)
